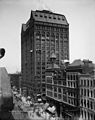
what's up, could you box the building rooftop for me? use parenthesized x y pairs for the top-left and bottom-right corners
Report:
(50, 53), (56, 59)
(67, 59), (95, 74)
(47, 63), (60, 70)
(69, 59), (84, 67)
(31, 10), (68, 25)
(21, 10), (69, 32)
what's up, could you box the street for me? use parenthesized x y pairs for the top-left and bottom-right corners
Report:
(11, 94), (60, 120)
(0, 92), (66, 120)
(11, 95), (29, 120)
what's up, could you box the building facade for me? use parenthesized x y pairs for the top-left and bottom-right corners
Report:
(45, 59), (95, 120)
(45, 57), (80, 120)
(21, 10), (69, 97)
(9, 73), (21, 90)
(79, 61), (95, 120)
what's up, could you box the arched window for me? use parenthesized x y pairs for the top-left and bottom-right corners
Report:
(56, 33), (59, 38)
(46, 32), (50, 37)
(36, 31), (40, 39)
(51, 32), (55, 37)
(42, 31), (45, 37)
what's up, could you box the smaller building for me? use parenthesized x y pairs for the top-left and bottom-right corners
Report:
(79, 60), (95, 120)
(9, 73), (21, 91)
(45, 58), (95, 120)
(45, 54), (67, 118)
(45, 54), (80, 119)
(66, 59), (95, 120)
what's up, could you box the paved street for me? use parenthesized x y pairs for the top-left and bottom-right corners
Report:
(11, 102), (29, 120)
(0, 94), (64, 120)
(11, 95), (57, 120)
(10, 95), (29, 120)
(0, 106), (29, 120)
(11, 95), (45, 120)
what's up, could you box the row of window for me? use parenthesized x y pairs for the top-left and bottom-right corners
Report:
(36, 35), (68, 40)
(35, 25), (68, 33)
(80, 99), (95, 110)
(80, 79), (93, 87)
(53, 92), (77, 106)
(46, 79), (66, 86)
(46, 85), (77, 97)
(68, 97), (78, 106)
(47, 91), (78, 106)
(36, 31), (68, 39)
(81, 109), (95, 120)
(36, 38), (67, 45)
(67, 81), (76, 88)
(35, 13), (65, 20)
(66, 73), (78, 80)
(47, 91), (67, 102)
(80, 88), (95, 98)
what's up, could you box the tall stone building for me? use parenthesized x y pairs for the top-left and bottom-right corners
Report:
(21, 10), (69, 98)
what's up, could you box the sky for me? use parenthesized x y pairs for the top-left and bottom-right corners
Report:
(0, 0), (95, 73)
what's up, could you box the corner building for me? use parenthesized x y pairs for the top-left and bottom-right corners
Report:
(21, 10), (69, 97)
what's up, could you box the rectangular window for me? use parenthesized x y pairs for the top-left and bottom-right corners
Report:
(58, 88), (61, 93)
(63, 81), (66, 86)
(63, 95), (67, 102)
(93, 80), (95, 87)
(63, 89), (66, 95)
(84, 99), (86, 107)
(87, 100), (89, 108)
(84, 89), (86, 96)
(58, 94), (62, 99)
(81, 80), (83, 86)
(81, 99), (83, 106)
(58, 80), (61, 85)
(47, 85), (52, 90)
(91, 90), (93, 97)
(87, 80), (89, 87)
(68, 75), (70, 80)
(54, 93), (57, 98)
(81, 88), (83, 96)
(46, 77), (52, 84)
(87, 89), (89, 97)
(54, 87), (57, 92)
(54, 80), (57, 85)
(84, 80), (86, 86)
(94, 102), (95, 110)
(91, 80), (93, 87)
(91, 101), (93, 109)
(94, 90), (95, 98)
(47, 91), (52, 97)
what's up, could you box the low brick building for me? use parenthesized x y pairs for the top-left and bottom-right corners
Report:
(45, 58), (95, 120)
(9, 73), (21, 90)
